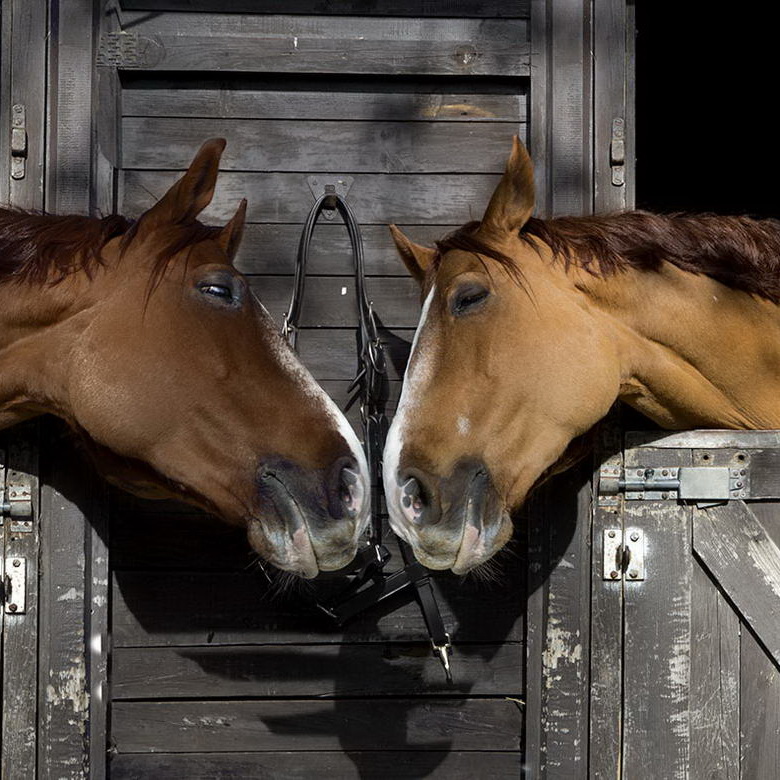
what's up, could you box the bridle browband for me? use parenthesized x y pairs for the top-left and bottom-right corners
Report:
(283, 186), (453, 681)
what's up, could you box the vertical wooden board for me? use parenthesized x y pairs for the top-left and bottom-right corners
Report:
(2, 424), (40, 779)
(689, 558), (739, 779)
(589, 420), (623, 780)
(622, 445), (692, 780)
(740, 624), (780, 777)
(0, 1), (12, 205)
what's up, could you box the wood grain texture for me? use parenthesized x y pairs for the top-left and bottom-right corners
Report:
(740, 624), (780, 777)
(124, 117), (522, 173)
(689, 559), (739, 779)
(123, 86), (527, 122)
(121, 170), (503, 225)
(111, 698), (523, 753)
(693, 501), (780, 664)
(111, 642), (523, 699)
(118, 0), (531, 17)
(109, 750), (524, 779)
(622, 446), (692, 780)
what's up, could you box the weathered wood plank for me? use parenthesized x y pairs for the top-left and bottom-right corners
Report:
(2, 424), (40, 779)
(121, 171), (502, 225)
(740, 624), (780, 777)
(119, 0), (530, 17)
(693, 501), (780, 665)
(109, 750), (524, 779)
(123, 85), (526, 122)
(250, 275), (420, 328)
(622, 446), (692, 780)
(123, 118), (522, 173)
(233, 224), (442, 277)
(113, 16), (529, 76)
(111, 698), (523, 753)
(111, 566), (524, 645)
(111, 642), (523, 699)
(689, 558), (739, 779)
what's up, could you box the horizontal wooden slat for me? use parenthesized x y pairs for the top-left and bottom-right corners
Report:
(111, 564), (525, 645)
(111, 698), (523, 753)
(233, 224), (442, 276)
(109, 750), (524, 779)
(121, 171), (502, 224)
(123, 87), (527, 122)
(298, 328), (412, 382)
(119, 1), (530, 17)
(111, 642), (523, 698)
(123, 118), (522, 173)
(114, 15), (529, 75)
(251, 275), (420, 328)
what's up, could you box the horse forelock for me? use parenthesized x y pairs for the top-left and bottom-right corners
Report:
(0, 207), (225, 290)
(434, 212), (780, 304)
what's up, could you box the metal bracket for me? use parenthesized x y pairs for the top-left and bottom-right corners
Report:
(599, 465), (748, 503)
(610, 117), (625, 187)
(1, 472), (34, 531)
(3, 557), (27, 614)
(307, 176), (354, 220)
(10, 104), (27, 180)
(603, 528), (645, 581)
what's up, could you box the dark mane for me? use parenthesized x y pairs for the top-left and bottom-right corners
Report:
(0, 207), (222, 287)
(435, 211), (780, 303)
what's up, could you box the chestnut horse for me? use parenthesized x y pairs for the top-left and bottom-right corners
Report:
(0, 139), (368, 578)
(384, 136), (780, 573)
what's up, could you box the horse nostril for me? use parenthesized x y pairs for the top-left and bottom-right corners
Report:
(400, 476), (428, 524)
(339, 465), (364, 518)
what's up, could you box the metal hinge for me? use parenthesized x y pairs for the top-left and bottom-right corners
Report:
(603, 528), (645, 581)
(10, 104), (27, 180)
(599, 465), (748, 503)
(1, 473), (34, 532)
(610, 117), (625, 187)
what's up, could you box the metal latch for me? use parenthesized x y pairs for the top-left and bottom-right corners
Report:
(10, 104), (27, 180)
(610, 117), (625, 187)
(599, 465), (748, 502)
(307, 176), (354, 220)
(3, 558), (27, 614)
(603, 528), (645, 581)
(1, 474), (34, 531)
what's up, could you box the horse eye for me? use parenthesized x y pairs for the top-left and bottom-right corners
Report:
(452, 285), (490, 315)
(199, 283), (234, 300)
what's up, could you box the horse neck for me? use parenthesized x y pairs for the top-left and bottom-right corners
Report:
(581, 262), (780, 429)
(0, 273), (91, 429)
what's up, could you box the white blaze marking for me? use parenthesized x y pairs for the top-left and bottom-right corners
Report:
(383, 285), (436, 542)
(457, 415), (470, 436)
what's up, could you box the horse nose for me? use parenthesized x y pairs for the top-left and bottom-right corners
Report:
(398, 468), (442, 526)
(327, 455), (366, 519)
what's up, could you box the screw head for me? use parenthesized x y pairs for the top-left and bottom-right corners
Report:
(608, 530), (616, 538)
(8, 604), (17, 613)
(630, 532), (640, 542)
(628, 570), (639, 579)
(12, 559), (21, 568)
(610, 570), (619, 579)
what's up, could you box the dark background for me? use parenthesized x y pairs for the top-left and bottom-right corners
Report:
(636, 5), (778, 217)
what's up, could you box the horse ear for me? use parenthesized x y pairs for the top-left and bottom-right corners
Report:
(138, 138), (226, 231)
(481, 135), (535, 235)
(389, 224), (436, 285)
(216, 198), (247, 262)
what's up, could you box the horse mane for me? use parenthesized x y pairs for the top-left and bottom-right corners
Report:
(0, 207), (222, 288)
(435, 211), (780, 304)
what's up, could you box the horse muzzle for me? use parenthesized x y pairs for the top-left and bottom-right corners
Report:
(387, 458), (512, 573)
(248, 455), (369, 578)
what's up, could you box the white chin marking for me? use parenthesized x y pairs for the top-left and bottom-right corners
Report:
(383, 286), (436, 537)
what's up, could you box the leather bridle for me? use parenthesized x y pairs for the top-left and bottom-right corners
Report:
(283, 186), (453, 681)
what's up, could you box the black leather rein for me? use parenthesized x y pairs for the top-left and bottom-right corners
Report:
(283, 186), (453, 681)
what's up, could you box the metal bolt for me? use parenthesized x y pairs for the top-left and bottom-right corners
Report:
(741, 469), (747, 476)
(628, 570), (639, 579)
(662, 469), (668, 476)
(736, 481), (743, 489)
(630, 532), (639, 542)
(662, 492), (669, 499)
(12, 559), (21, 568)
(8, 604), (17, 613)
(636, 469), (643, 477)
(610, 570), (619, 579)
(608, 530), (616, 538)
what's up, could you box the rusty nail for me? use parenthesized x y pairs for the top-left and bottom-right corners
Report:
(8, 604), (17, 613)
(12, 559), (20, 568)
(610, 570), (619, 579)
